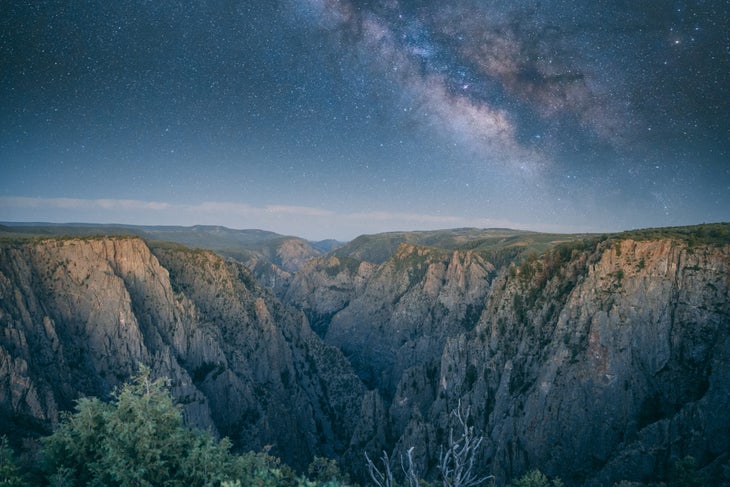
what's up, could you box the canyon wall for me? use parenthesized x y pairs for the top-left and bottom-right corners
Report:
(1, 232), (728, 484)
(0, 237), (363, 469)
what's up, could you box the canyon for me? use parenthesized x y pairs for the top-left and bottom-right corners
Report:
(1, 225), (728, 485)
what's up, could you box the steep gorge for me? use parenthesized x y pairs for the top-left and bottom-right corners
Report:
(0, 237), (364, 469)
(282, 233), (730, 485)
(286, 244), (495, 394)
(1, 229), (729, 485)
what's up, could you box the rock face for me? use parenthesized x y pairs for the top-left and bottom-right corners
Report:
(324, 244), (494, 396)
(286, 244), (495, 399)
(0, 237), (363, 469)
(239, 236), (324, 292)
(283, 244), (497, 477)
(284, 235), (730, 485)
(285, 254), (377, 337)
(395, 238), (730, 485)
(2, 231), (729, 485)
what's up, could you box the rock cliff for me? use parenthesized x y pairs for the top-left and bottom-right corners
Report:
(286, 244), (495, 397)
(2, 228), (729, 485)
(0, 237), (363, 469)
(271, 230), (730, 484)
(390, 237), (730, 485)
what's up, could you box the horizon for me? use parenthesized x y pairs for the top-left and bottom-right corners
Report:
(2, 218), (725, 245)
(2, 2), (728, 240)
(0, 198), (614, 242)
(0, 217), (592, 242)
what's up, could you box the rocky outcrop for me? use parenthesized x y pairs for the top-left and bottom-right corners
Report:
(234, 236), (323, 296)
(390, 238), (730, 485)
(285, 254), (376, 336)
(0, 237), (364, 469)
(286, 244), (495, 394)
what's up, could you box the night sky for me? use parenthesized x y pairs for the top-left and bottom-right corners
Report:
(2, 1), (729, 240)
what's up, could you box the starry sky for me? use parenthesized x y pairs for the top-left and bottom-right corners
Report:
(1, 0), (729, 240)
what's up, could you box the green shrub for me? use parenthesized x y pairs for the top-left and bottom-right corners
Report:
(509, 470), (563, 487)
(307, 456), (349, 485)
(39, 366), (355, 487)
(668, 456), (705, 487)
(0, 437), (27, 487)
(42, 366), (236, 486)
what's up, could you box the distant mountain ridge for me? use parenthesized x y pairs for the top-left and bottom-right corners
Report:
(0, 223), (588, 299)
(0, 222), (343, 279)
(0, 222), (338, 251)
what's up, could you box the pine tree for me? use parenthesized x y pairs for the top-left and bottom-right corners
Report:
(42, 365), (235, 486)
(0, 437), (27, 487)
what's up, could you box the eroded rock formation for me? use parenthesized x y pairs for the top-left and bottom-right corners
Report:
(2, 231), (729, 485)
(0, 237), (363, 469)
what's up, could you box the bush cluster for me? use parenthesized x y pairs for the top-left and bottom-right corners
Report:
(1, 368), (715, 486)
(4, 367), (352, 487)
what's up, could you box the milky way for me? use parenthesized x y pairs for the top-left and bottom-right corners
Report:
(1, 1), (728, 239)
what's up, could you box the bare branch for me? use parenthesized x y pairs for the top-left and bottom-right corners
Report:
(365, 400), (492, 487)
(438, 399), (493, 487)
(365, 450), (395, 487)
(401, 446), (420, 487)
(366, 447), (423, 487)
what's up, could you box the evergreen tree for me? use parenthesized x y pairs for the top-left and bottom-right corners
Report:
(0, 437), (27, 487)
(42, 366), (235, 486)
(509, 470), (563, 487)
(40, 366), (353, 487)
